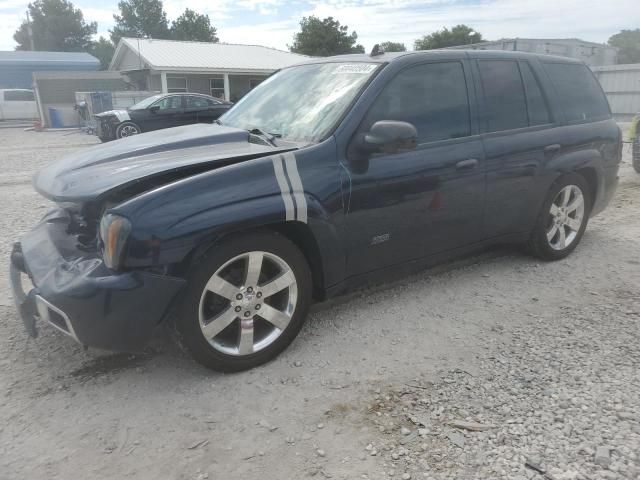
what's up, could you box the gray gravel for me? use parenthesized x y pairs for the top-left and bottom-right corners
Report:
(364, 292), (640, 480)
(0, 129), (638, 479)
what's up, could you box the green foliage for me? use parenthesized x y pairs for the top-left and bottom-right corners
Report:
(170, 8), (219, 42)
(13, 0), (97, 51)
(379, 41), (406, 52)
(90, 36), (115, 69)
(290, 16), (364, 56)
(414, 25), (483, 50)
(608, 29), (640, 64)
(110, 0), (170, 45)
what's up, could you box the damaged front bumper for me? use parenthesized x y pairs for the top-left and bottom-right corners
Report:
(9, 208), (186, 351)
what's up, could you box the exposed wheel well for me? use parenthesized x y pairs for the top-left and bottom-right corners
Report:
(575, 167), (597, 210)
(175, 222), (326, 301)
(266, 222), (326, 301)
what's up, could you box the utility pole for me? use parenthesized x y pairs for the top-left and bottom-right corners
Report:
(26, 10), (35, 50)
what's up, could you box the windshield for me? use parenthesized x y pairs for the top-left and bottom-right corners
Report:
(129, 94), (164, 110)
(219, 62), (380, 143)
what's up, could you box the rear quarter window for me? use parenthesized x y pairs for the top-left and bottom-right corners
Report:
(543, 63), (610, 123)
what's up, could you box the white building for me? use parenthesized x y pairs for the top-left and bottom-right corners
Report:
(109, 38), (308, 102)
(447, 38), (618, 66)
(592, 64), (640, 120)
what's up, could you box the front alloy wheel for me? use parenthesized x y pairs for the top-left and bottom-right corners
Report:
(177, 231), (312, 372)
(199, 251), (297, 356)
(116, 122), (140, 139)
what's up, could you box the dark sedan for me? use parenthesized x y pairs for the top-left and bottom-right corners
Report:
(94, 93), (232, 141)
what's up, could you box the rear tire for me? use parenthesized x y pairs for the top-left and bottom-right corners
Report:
(176, 231), (312, 372)
(632, 139), (640, 174)
(115, 121), (141, 139)
(526, 173), (592, 261)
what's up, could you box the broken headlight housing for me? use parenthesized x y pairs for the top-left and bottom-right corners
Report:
(99, 213), (132, 270)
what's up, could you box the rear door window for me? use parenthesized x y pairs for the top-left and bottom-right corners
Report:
(186, 96), (209, 109)
(478, 60), (528, 132)
(520, 62), (551, 126)
(364, 61), (471, 144)
(543, 62), (610, 122)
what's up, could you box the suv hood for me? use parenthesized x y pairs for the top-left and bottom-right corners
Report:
(34, 124), (293, 203)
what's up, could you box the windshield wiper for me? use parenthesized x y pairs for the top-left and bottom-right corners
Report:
(248, 128), (280, 146)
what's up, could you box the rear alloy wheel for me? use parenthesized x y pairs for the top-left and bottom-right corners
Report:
(177, 231), (311, 372)
(115, 121), (140, 139)
(546, 185), (585, 251)
(527, 173), (591, 260)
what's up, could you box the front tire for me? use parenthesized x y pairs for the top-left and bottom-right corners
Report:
(527, 173), (592, 261)
(115, 121), (141, 139)
(176, 231), (312, 372)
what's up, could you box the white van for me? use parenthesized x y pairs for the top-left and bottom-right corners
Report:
(0, 89), (38, 121)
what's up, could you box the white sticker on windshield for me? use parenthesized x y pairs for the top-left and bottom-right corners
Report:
(333, 64), (377, 74)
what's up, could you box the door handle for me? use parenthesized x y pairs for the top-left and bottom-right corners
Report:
(455, 158), (479, 170)
(544, 144), (562, 154)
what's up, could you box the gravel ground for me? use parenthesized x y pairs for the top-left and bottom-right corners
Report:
(0, 128), (638, 480)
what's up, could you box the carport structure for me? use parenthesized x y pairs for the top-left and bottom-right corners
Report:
(109, 38), (308, 102)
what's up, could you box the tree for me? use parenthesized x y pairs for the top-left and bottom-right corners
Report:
(379, 41), (406, 52)
(171, 8), (218, 42)
(13, 0), (96, 51)
(608, 29), (640, 64)
(414, 25), (482, 50)
(290, 16), (364, 56)
(110, 0), (170, 46)
(90, 36), (115, 69)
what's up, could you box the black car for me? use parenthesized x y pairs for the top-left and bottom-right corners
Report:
(94, 93), (232, 141)
(11, 49), (621, 372)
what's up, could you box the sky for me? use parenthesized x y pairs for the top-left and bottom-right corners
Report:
(0, 0), (638, 52)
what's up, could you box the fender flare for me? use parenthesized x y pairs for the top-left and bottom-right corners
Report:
(538, 148), (604, 214)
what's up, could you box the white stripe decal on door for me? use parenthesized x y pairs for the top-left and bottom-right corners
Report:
(272, 156), (295, 221)
(282, 152), (308, 224)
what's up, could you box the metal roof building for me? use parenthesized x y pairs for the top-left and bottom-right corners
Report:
(447, 38), (618, 66)
(0, 51), (100, 89)
(109, 38), (308, 102)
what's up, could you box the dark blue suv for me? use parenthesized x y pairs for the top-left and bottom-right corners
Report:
(10, 49), (621, 371)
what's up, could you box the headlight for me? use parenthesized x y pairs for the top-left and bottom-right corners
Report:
(99, 214), (131, 270)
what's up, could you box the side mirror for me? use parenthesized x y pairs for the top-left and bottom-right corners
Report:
(358, 120), (418, 154)
(148, 105), (160, 113)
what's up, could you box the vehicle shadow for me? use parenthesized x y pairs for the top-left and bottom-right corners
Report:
(311, 244), (520, 313)
(7, 240), (574, 389)
(68, 350), (156, 381)
(60, 245), (521, 380)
